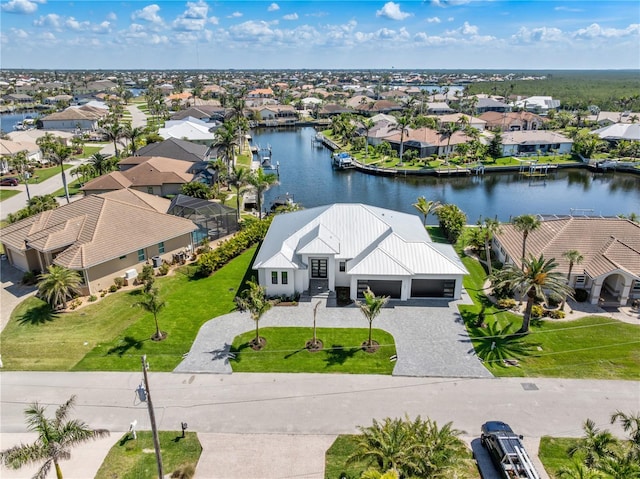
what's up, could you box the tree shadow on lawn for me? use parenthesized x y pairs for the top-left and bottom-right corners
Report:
(468, 322), (540, 368)
(17, 303), (59, 325)
(324, 344), (361, 367)
(227, 342), (253, 364)
(107, 336), (147, 357)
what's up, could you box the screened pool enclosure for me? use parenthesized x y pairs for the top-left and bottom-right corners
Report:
(168, 194), (239, 244)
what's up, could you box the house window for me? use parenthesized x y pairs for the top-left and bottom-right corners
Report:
(632, 281), (640, 292)
(147, 187), (154, 194)
(282, 272), (288, 284)
(138, 249), (146, 261)
(339, 261), (346, 272)
(271, 271), (278, 284)
(119, 255), (126, 260)
(158, 242), (165, 254)
(575, 275), (586, 286)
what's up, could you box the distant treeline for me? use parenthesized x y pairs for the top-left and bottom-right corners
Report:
(465, 70), (640, 112)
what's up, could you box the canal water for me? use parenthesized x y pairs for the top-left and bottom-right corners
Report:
(254, 126), (640, 224)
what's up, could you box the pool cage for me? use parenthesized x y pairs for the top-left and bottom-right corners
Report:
(168, 194), (239, 244)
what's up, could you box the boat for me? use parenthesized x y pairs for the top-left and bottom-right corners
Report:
(270, 193), (297, 211)
(332, 151), (354, 169)
(256, 144), (279, 174)
(14, 117), (36, 131)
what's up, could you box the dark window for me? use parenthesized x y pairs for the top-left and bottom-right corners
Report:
(282, 272), (288, 284)
(138, 249), (145, 261)
(339, 261), (346, 272)
(271, 271), (278, 284)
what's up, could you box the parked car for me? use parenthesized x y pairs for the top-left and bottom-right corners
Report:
(0, 177), (19, 186)
(481, 421), (540, 479)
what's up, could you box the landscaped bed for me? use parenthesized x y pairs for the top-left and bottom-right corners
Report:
(230, 327), (397, 374)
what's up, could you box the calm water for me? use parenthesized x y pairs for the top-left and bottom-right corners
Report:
(0, 113), (29, 132)
(255, 127), (640, 224)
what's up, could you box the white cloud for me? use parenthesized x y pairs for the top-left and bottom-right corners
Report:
(573, 23), (640, 39)
(41, 31), (56, 40)
(107, 12), (117, 21)
(93, 21), (113, 34)
(268, 3), (280, 11)
(446, 21), (478, 36)
(12, 28), (29, 39)
(33, 13), (61, 29)
(431, 0), (471, 7)
(209, 16), (219, 25)
(376, 2), (412, 21)
(172, 0), (209, 31)
(131, 5), (163, 24)
(283, 13), (298, 21)
(448, 17), (454, 22)
(511, 26), (564, 43)
(427, 17), (441, 23)
(229, 11), (243, 18)
(1, 0), (44, 15)
(554, 6), (583, 13)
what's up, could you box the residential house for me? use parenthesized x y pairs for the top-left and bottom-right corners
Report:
(513, 96), (560, 113)
(475, 97), (512, 114)
(0, 189), (197, 295)
(158, 117), (216, 145)
(479, 111), (545, 132)
(3, 93), (34, 104)
(355, 100), (403, 115)
(253, 204), (468, 301)
(40, 105), (108, 131)
(81, 156), (197, 196)
(500, 130), (573, 156)
(0, 139), (42, 173)
(493, 217), (640, 307)
(135, 137), (212, 164)
(43, 94), (74, 105)
(435, 113), (487, 131)
(383, 127), (473, 158)
(252, 105), (298, 122)
(426, 102), (455, 115)
(317, 104), (354, 118)
(170, 106), (226, 122)
(593, 123), (640, 142)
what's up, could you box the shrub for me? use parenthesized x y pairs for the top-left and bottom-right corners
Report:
(435, 204), (467, 243)
(68, 298), (82, 310)
(88, 294), (97, 302)
(22, 271), (38, 285)
(497, 298), (517, 310)
(113, 276), (125, 289)
(108, 284), (118, 293)
(547, 292), (563, 307)
(531, 304), (544, 318)
(171, 464), (195, 479)
(574, 288), (589, 302)
(158, 263), (170, 276)
(547, 309), (566, 319)
(139, 264), (155, 283)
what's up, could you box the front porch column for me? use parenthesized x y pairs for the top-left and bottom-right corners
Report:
(590, 280), (603, 305)
(620, 281), (632, 306)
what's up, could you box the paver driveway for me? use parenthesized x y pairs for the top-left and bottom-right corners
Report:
(175, 290), (492, 378)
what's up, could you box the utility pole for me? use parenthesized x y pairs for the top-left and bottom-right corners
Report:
(141, 355), (163, 478)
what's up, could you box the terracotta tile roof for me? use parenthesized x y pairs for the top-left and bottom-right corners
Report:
(384, 127), (472, 146)
(495, 217), (640, 279)
(81, 171), (132, 191)
(1, 189), (196, 269)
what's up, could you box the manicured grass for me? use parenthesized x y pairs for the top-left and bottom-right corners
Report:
(1, 247), (257, 371)
(76, 145), (102, 158)
(538, 436), (578, 478)
(0, 189), (20, 201)
(325, 434), (479, 479)
(94, 431), (202, 479)
(27, 164), (73, 183)
(230, 327), (397, 374)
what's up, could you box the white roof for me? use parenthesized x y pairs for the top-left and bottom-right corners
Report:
(159, 119), (215, 141)
(254, 204), (467, 277)
(593, 123), (640, 141)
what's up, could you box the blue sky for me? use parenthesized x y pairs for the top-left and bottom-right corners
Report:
(1, 0), (639, 69)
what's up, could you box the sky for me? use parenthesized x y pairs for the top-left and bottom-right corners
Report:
(1, 0), (639, 70)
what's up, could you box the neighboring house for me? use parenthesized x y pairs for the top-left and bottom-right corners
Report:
(493, 217), (640, 307)
(593, 123), (640, 142)
(81, 156), (196, 196)
(40, 105), (107, 131)
(426, 102), (454, 115)
(384, 127), (472, 158)
(479, 111), (545, 132)
(253, 204), (468, 301)
(355, 100), (403, 115)
(158, 117), (216, 145)
(43, 94), (74, 105)
(500, 130), (573, 156)
(252, 105), (298, 121)
(435, 113), (487, 131)
(0, 189), (197, 295)
(0, 139), (42, 173)
(513, 96), (560, 113)
(135, 137), (212, 164)
(475, 97), (512, 114)
(317, 104), (354, 117)
(3, 93), (34, 104)
(170, 106), (226, 122)
(584, 111), (640, 126)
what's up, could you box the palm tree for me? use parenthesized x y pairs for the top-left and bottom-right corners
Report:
(0, 395), (109, 479)
(561, 249), (584, 308)
(28, 194), (58, 214)
(610, 410), (640, 456)
(228, 165), (250, 220)
(557, 461), (600, 479)
(137, 288), (167, 341)
(50, 142), (73, 204)
(361, 117), (375, 160)
(512, 214), (541, 266)
(412, 196), (440, 226)
(412, 418), (466, 478)
(88, 153), (110, 176)
(122, 124), (144, 155)
(248, 168), (277, 219)
(213, 123), (238, 172)
(10, 150), (31, 202)
(568, 418), (617, 468)
(393, 115), (412, 162)
(37, 265), (82, 310)
(356, 287), (389, 349)
(491, 255), (573, 334)
(99, 121), (124, 157)
(479, 218), (501, 275)
(234, 280), (273, 349)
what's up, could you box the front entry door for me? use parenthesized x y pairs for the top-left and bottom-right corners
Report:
(310, 258), (328, 279)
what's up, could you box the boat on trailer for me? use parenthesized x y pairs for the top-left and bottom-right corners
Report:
(332, 151), (354, 169)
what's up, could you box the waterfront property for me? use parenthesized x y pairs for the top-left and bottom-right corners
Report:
(499, 130), (573, 156)
(252, 203), (468, 301)
(493, 217), (640, 307)
(0, 189), (197, 294)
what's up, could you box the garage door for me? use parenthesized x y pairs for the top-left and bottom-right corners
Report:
(357, 280), (402, 299)
(8, 248), (29, 272)
(411, 279), (455, 298)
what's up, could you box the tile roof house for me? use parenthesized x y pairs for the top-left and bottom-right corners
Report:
(500, 130), (573, 156)
(1, 189), (197, 294)
(0, 139), (42, 173)
(492, 217), (640, 306)
(479, 111), (545, 132)
(135, 138), (211, 163)
(40, 105), (108, 131)
(253, 204), (468, 301)
(383, 127), (473, 158)
(81, 156), (197, 196)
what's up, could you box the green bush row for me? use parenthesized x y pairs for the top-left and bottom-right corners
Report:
(195, 217), (272, 277)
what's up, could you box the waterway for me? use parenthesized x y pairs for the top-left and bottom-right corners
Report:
(254, 126), (640, 224)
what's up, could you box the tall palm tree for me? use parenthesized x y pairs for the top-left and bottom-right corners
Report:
(561, 249), (584, 308)
(228, 165), (250, 221)
(0, 395), (109, 479)
(611, 410), (640, 456)
(51, 143), (73, 204)
(512, 214), (541, 266)
(234, 280), (273, 348)
(122, 124), (144, 155)
(412, 196), (440, 226)
(88, 153), (110, 176)
(99, 121), (124, 157)
(412, 418), (466, 478)
(248, 168), (277, 219)
(361, 117), (375, 160)
(10, 150), (31, 202)
(137, 287), (166, 341)
(479, 218), (501, 275)
(393, 115), (411, 162)
(491, 255), (572, 334)
(356, 287), (389, 348)
(213, 123), (238, 172)
(37, 264), (82, 310)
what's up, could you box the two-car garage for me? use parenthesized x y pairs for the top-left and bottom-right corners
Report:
(357, 280), (402, 299)
(357, 278), (456, 299)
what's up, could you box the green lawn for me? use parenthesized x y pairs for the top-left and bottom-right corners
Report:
(538, 436), (578, 478)
(94, 431), (202, 479)
(230, 327), (397, 374)
(76, 145), (103, 158)
(27, 164), (73, 184)
(1, 247), (257, 372)
(0, 189), (20, 201)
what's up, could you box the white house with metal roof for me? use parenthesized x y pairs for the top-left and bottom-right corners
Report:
(253, 204), (468, 301)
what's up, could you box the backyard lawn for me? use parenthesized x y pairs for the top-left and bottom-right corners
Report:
(230, 327), (397, 374)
